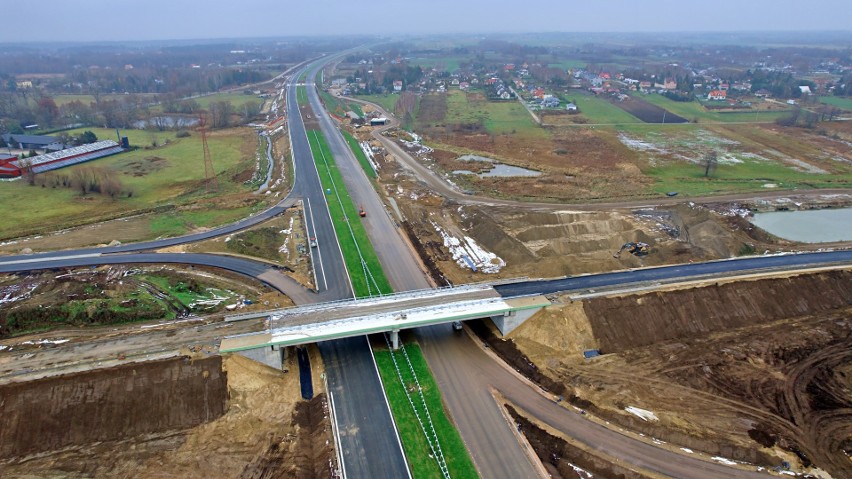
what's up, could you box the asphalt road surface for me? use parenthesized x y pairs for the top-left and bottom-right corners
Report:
(497, 250), (852, 297)
(293, 59), (412, 479)
(419, 325), (772, 479)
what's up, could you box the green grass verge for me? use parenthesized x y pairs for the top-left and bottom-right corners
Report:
(341, 131), (376, 178)
(818, 96), (852, 111)
(319, 89), (364, 118)
(374, 343), (480, 479)
(354, 94), (399, 113)
(306, 129), (392, 298)
(297, 85), (308, 106)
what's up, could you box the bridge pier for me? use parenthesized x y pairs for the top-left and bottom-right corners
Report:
(490, 306), (545, 336)
(390, 329), (400, 350)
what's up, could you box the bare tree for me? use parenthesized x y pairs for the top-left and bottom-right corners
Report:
(18, 158), (35, 185)
(703, 150), (718, 178)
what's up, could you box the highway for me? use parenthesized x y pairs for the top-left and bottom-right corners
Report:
(294, 60), (412, 478)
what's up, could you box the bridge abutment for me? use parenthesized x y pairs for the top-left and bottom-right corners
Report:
(490, 307), (544, 336)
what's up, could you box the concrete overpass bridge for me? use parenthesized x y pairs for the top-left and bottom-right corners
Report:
(219, 284), (549, 352)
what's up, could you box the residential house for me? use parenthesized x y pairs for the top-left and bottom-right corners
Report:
(799, 85), (812, 95)
(664, 78), (677, 90)
(707, 90), (727, 100)
(565, 102), (578, 112)
(393, 80), (403, 92)
(639, 81), (652, 90)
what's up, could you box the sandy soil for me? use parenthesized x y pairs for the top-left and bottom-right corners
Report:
(504, 270), (852, 478)
(0, 350), (335, 479)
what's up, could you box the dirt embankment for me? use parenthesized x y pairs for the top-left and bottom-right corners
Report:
(0, 356), (228, 459)
(502, 271), (852, 477)
(506, 404), (651, 479)
(585, 270), (852, 352)
(0, 351), (335, 479)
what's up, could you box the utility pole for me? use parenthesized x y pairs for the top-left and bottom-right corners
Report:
(198, 113), (218, 193)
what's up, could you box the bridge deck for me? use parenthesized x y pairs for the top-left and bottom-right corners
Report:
(219, 286), (549, 352)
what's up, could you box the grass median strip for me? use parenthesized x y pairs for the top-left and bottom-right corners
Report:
(374, 342), (480, 479)
(306, 128), (391, 298)
(305, 126), (479, 478)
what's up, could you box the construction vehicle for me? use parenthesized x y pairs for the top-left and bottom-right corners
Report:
(613, 241), (649, 258)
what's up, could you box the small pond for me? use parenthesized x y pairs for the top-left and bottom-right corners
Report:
(453, 154), (541, 178)
(751, 208), (852, 243)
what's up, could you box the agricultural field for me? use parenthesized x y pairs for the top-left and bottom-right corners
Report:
(407, 55), (467, 73)
(559, 92), (643, 125)
(818, 95), (852, 111)
(417, 89), (542, 137)
(619, 124), (852, 195)
(637, 93), (793, 123)
(192, 92), (265, 111)
(354, 94), (399, 113)
(0, 126), (262, 241)
(318, 89), (363, 118)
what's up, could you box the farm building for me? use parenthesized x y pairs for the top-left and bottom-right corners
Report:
(0, 140), (125, 178)
(0, 154), (20, 178)
(1, 134), (64, 151)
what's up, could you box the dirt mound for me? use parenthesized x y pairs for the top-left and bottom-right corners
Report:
(0, 356), (227, 459)
(584, 270), (851, 352)
(239, 394), (335, 479)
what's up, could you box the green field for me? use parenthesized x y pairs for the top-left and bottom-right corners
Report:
(354, 94), (399, 113)
(645, 160), (852, 196)
(341, 131), (376, 178)
(408, 55), (467, 73)
(637, 93), (792, 123)
(548, 59), (587, 70)
(306, 129), (391, 297)
(318, 89), (364, 118)
(443, 90), (542, 136)
(374, 343), (479, 479)
(0, 127), (257, 240)
(192, 92), (263, 111)
(568, 93), (642, 124)
(818, 96), (852, 111)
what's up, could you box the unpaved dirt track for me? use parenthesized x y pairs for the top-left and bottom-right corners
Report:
(417, 325), (771, 479)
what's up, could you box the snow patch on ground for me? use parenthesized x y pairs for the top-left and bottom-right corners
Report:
(431, 221), (505, 273)
(359, 141), (380, 172)
(0, 283), (39, 305)
(712, 456), (738, 466)
(680, 448), (694, 453)
(20, 339), (70, 346)
(568, 463), (594, 478)
(783, 158), (829, 174)
(278, 216), (294, 256)
(624, 406), (658, 421)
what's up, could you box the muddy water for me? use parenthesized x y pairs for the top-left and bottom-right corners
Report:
(751, 208), (852, 243)
(454, 154), (542, 177)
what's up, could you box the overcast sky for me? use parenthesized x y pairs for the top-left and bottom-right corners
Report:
(2, 0), (850, 43)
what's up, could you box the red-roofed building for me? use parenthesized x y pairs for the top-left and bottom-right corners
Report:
(0, 153), (20, 178)
(707, 90), (727, 100)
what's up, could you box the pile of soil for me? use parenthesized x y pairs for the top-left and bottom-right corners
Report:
(0, 352), (335, 479)
(0, 356), (228, 459)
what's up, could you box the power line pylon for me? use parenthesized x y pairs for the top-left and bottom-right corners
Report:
(198, 113), (218, 193)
